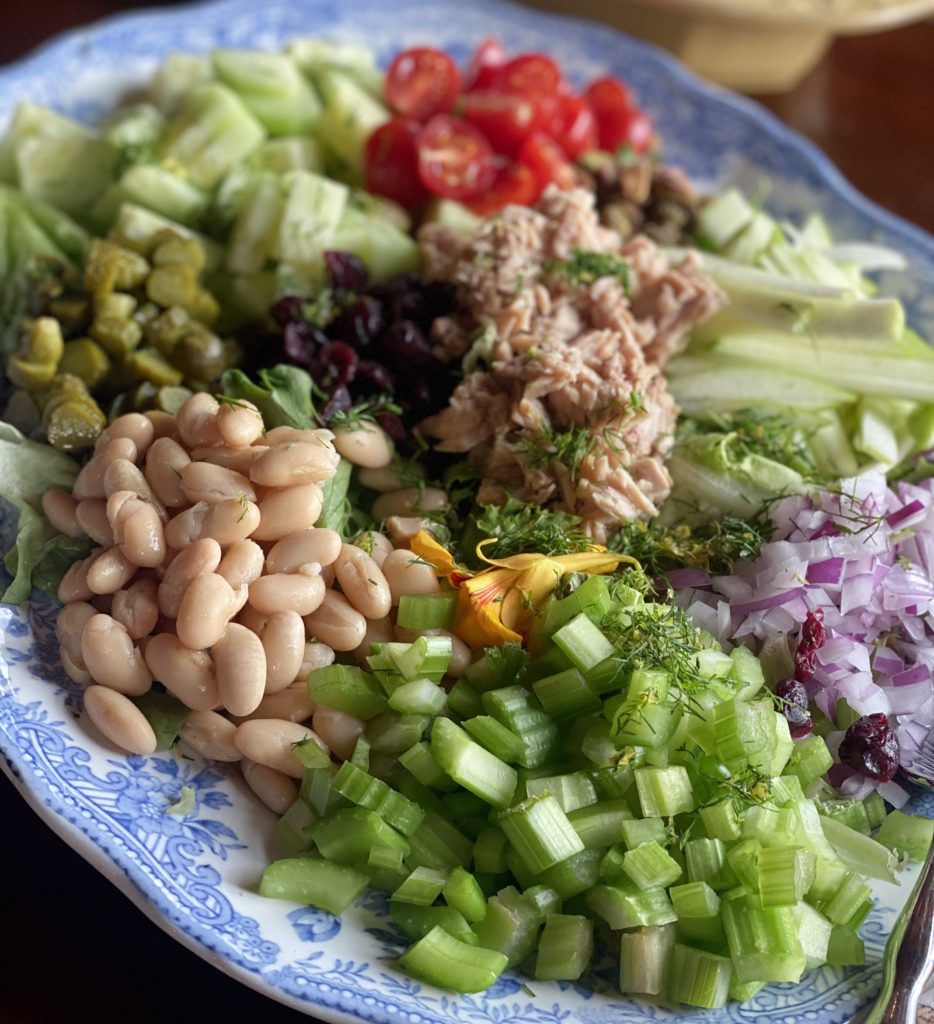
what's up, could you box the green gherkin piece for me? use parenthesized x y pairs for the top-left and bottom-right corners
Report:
(58, 338), (111, 388)
(146, 263), (198, 310)
(84, 238), (150, 298)
(45, 398), (107, 451)
(128, 347), (185, 386)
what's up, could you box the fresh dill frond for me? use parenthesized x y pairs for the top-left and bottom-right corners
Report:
(519, 424), (599, 484)
(328, 395), (403, 431)
(544, 247), (631, 295)
(470, 497), (596, 561)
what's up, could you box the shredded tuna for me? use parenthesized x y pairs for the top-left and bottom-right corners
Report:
(417, 187), (726, 542)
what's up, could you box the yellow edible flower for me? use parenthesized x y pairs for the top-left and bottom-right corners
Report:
(409, 530), (635, 649)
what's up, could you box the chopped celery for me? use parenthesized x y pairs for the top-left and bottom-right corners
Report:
(431, 718), (517, 809)
(405, 809), (473, 872)
(390, 901), (477, 945)
(532, 668), (601, 718)
(277, 798), (316, 856)
(473, 827), (509, 875)
(757, 846), (815, 906)
(685, 838), (737, 892)
(307, 664), (386, 719)
(471, 886), (541, 967)
(826, 925), (866, 967)
(463, 716), (524, 763)
(586, 883), (677, 930)
(634, 766), (695, 817)
(392, 866), (448, 906)
(784, 734), (834, 787)
(535, 914), (593, 980)
(398, 741), (455, 791)
(443, 867), (487, 923)
(552, 613), (615, 673)
(567, 799), (633, 849)
(331, 761), (424, 836)
(621, 817), (667, 850)
(722, 893), (806, 984)
(619, 924), (676, 995)
(447, 680), (483, 718)
(309, 807), (409, 865)
(388, 677), (447, 716)
(793, 902), (832, 970)
(874, 809), (934, 863)
(399, 926), (507, 993)
(622, 841), (683, 891)
(699, 798), (742, 841)
(499, 794), (585, 873)
(397, 592), (458, 631)
(671, 881), (721, 919)
(524, 771), (597, 813)
(819, 815), (897, 882)
(666, 944), (733, 1009)
(259, 857), (368, 915)
(366, 711), (430, 755)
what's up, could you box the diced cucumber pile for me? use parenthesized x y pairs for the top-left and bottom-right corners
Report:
(0, 40), (419, 310)
(665, 188), (934, 518)
(259, 577), (928, 1005)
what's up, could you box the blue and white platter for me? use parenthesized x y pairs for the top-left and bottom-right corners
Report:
(1, 2), (933, 1022)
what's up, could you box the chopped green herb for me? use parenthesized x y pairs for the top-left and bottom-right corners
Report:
(545, 248), (631, 294)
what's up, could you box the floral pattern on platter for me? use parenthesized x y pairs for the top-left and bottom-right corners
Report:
(0, 1), (933, 1023)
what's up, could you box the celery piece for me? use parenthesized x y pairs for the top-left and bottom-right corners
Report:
(670, 881), (721, 919)
(481, 687), (558, 769)
(793, 901), (833, 971)
(586, 656), (628, 695)
(784, 734), (834, 787)
(398, 741), (456, 791)
(874, 809), (934, 863)
(535, 914), (593, 981)
(369, 844), (405, 874)
(406, 809), (473, 872)
(826, 925), (866, 967)
(225, 171), (284, 274)
(473, 827), (508, 875)
(667, 944), (733, 1009)
(350, 736), (370, 772)
(743, 804), (799, 849)
(537, 847), (602, 900)
(568, 800), (634, 850)
(400, 925), (507, 993)
(388, 677), (447, 716)
(586, 883), (677, 930)
(390, 900), (477, 945)
(523, 884), (562, 923)
(301, 766), (345, 818)
(770, 775), (805, 806)
(443, 867), (487, 924)
(465, 643), (530, 692)
(728, 977), (765, 1003)
(819, 871), (873, 927)
(820, 815), (897, 882)
(277, 798), (317, 856)
(864, 792), (888, 831)
(525, 771), (597, 813)
(498, 793), (585, 873)
(722, 893), (806, 984)
(620, 817), (667, 850)
(604, 694), (676, 749)
(383, 635), (453, 683)
(818, 798), (871, 836)
(307, 664), (386, 719)
(619, 923), (676, 996)
(696, 188), (755, 249)
(634, 766), (695, 817)
(599, 845), (628, 883)
(309, 806), (409, 865)
(622, 841), (683, 891)
(699, 798), (742, 841)
(685, 838), (737, 892)
(541, 575), (615, 636)
(251, 136), (324, 174)
(291, 736), (331, 770)
(366, 711), (430, 755)
(259, 857), (368, 914)
(392, 866), (448, 906)
(726, 838), (762, 892)
(592, 763), (637, 800)
(331, 761), (425, 836)
(462, 716), (525, 765)
(532, 668), (601, 719)
(471, 886), (542, 967)
(431, 718), (517, 809)
(396, 592), (458, 631)
(757, 846), (816, 907)
(712, 698), (773, 764)
(552, 613), (615, 673)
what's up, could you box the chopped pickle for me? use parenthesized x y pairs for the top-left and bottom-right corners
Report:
(146, 263), (198, 309)
(129, 347), (186, 386)
(155, 385), (193, 413)
(58, 338), (111, 388)
(45, 398), (107, 451)
(152, 234), (206, 272)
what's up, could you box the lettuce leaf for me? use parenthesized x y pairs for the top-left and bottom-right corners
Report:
(0, 423), (89, 603)
(131, 690), (190, 749)
(220, 364), (316, 429)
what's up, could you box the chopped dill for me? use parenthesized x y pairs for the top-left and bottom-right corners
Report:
(328, 395), (403, 431)
(469, 497), (596, 562)
(544, 248), (631, 294)
(519, 424), (598, 484)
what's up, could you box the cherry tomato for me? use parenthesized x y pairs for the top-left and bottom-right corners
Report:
(385, 47), (461, 121)
(463, 37), (508, 92)
(584, 75), (652, 153)
(416, 115), (497, 200)
(517, 132), (579, 197)
(364, 118), (429, 210)
(467, 157), (538, 216)
(462, 90), (544, 154)
(608, 106), (654, 153)
(585, 76), (632, 119)
(491, 52), (563, 99)
(547, 95), (598, 158)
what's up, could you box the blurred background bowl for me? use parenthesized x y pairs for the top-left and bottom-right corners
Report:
(521, 0), (934, 91)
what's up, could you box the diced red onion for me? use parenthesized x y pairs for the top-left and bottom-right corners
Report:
(666, 568), (711, 588)
(807, 558), (844, 585)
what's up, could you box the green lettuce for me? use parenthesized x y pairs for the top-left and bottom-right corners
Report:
(0, 423), (90, 603)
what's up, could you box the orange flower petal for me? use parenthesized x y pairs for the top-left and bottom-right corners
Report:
(410, 530), (460, 578)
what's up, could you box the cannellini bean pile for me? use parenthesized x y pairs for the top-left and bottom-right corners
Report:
(43, 395), (461, 814)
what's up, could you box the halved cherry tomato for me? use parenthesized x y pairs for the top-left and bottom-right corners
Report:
(490, 53), (563, 99)
(416, 115), (497, 200)
(364, 118), (429, 210)
(547, 95), (598, 159)
(517, 132), (579, 197)
(585, 76), (632, 120)
(462, 90), (544, 154)
(608, 106), (654, 153)
(463, 37), (508, 92)
(385, 47), (461, 121)
(467, 157), (537, 216)
(584, 75), (652, 153)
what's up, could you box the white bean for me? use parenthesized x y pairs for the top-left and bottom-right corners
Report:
(56, 601), (97, 682)
(303, 590), (366, 651)
(357, 464), (425, 493)
(372, 487), (448, 522)
(157, 537), (222, 617)
(145, 633), (219, 711)
(180, 462), (256, 504)
(384, 515), (434, 546)
(213, 623), (267, 716)
(73, 438), (138, 501)
(86, 547), (137, 596)
(249, 441), (339, 488)
(164, 498), (260, 549)
(177, 573), (238, 650)
(103, 458), (160, 507)
(237, 604), (269, 634)
(334, 544), (392, 620)
(312, 707), (364, 762)
(332, 423), (394, 469)
(144, 410), (177, 440)
(265, 528), (342, 574)
(252, 484), (323, 542)
(263, 426), (334, 447)
(248, 573), (326, 617)
(235, 719), (320, 778)
(241, 759), (298, 815)
(217, 400), (264, 447)
(42, 489), (84, 538)
(352, 616), (395, 666)
(381, 548), (441, 605)
(81, 614), (151, 695)
(144, 437), (191, 507)
(260, 610), (306, 694)
(354, 530), (394, 567)
(58, 551), (101, 604)
(111, 578), (159, 640)
(179, 710), (242, 762)
(190, 445), (268, 475)
(96, 413), (155, 459)
(76, 499), (115, 546)
(113, 498), (166, 568)
(176, 393), (222, 448)
(84, 685), (157, 755)
(217, 539), (265, 589)
(300, 641), (335, 676)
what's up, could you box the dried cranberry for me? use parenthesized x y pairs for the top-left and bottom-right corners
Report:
(379, 320), (436, 368)
(283, 320), (327, 368)
(270, 295), (305, 328)
(330, 296), (384, 351)
(801, 609), (825, 649)
(323, 251), (369, 292)
(838, 713), (900, 782)
(356, 360), (397, 394)
(774, 677), (812, 739)
(793, 608), (826, 683)
(377, 412), (407, 445)
(316, 341), (359, 386)
(322, 384), (353, 420)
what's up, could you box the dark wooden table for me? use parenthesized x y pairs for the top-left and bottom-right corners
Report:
(1, 6), (933, 1024)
